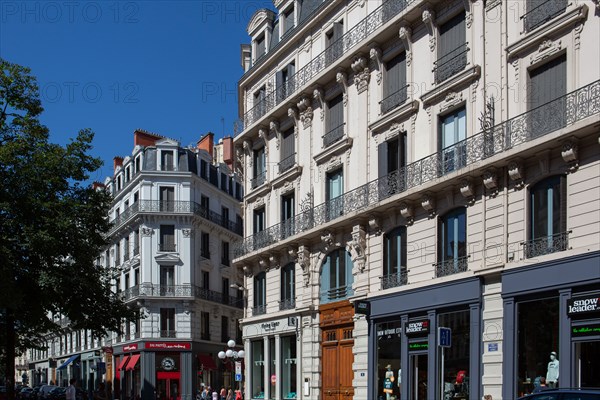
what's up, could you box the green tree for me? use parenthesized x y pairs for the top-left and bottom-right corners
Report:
(0, 59), (135, 398)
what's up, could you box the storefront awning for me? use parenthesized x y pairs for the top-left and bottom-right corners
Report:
(57, 354), (80, 370)
(126, 354), (141, 371)
(197, 354), (217, 370)
(116, 355), (130, 370)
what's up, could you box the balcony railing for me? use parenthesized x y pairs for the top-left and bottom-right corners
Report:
(381, 84), (409, 114)
(381, 270), (408, 289)
(251, 171), (267, 189)
(109, 200), (242, 236)
(160, 330), (177, 338)
(158, 243), (176, 252)
(278, 153), (296, 173)
(323, 124), (345, 147)
(119, 284), (243, 308)
(435, 256), (469, 277)
(253, 304), (267, 316)
(233, 80), (600, 258)
(320, 285), (354, 304)
(522, 0), (567, 33)
(522, 231), (570, 259)
(234, 0), (415, 135)
(279, 298), (296, 311)
(434, 43), (469, 84)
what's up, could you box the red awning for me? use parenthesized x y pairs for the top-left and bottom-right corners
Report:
(126, 354), (141, 371)
(197, 354), (217, 370)
(116, 356), (129, 370)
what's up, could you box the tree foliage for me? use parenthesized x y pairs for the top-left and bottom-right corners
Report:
(0, 59), (135, 390)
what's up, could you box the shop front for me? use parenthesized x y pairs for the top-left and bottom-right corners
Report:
(244, 316), (300, 400)
(501, 251), (600, 399)
(368, 277), (482, 400)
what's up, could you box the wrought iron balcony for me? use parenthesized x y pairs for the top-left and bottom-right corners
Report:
(279, 298), (296, 311)
(435, 256), (469, 277)
(434, 43), (469, 84)
(278, 153), (297, 173)
(522, 0), (567, 33)
(381, 84), (409, 115)
(251, 171), (267, 189)
(320, 285), (354, 304)
(253, 304), (267, 316)
(158, 243), (176, 252)
(119, 284), (243, 308)
(234, 0), (415, 135)
(381, 270), (408, 289)
(522, 231), (570, 259)
(108, 200), (242, 236)
(233, 80), (599, 258)
(323, 124), (345, 148)
(160, 330), (177, 338)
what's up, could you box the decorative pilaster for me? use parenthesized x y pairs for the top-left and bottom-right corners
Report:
(297, 245), (310, 287)
(369, 46), (383, 85)
(422, 9), (436, 52)
(297, 97), (313, 129)
(351, 56), (370, 94)
(336, 70), (348, 105)
(398, 26), (412, 66)
(313, 88), (325, 121)
(348, 225), (367, 273)
(270, 121), (280, 150)
(288, 107), (299, 137)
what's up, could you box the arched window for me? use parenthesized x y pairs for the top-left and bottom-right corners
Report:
(437, 208), (467, 277)
(280, 263), (295, 310)
(527, 176), (567, 258)
(253, 272), (266, 316)
(382, 227), (407, 289)
(320, 249), (354, 303)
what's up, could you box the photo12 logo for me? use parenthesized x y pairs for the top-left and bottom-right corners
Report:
(40, 81), (139, 104)
(1, 1), (140, 24)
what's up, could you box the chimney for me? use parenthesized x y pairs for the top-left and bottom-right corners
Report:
(197, 132), (214, 159)
(134, 129), (162, 147)
(113, 156), (124, 172)
(92, 182), (105, 191)
(222, 136), (234, 170)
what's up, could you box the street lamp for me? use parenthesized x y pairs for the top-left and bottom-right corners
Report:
(218, 340), (245, 396)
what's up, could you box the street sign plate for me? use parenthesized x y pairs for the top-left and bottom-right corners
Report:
(235, 373), (242, 382)
(438, 327), (451, 348)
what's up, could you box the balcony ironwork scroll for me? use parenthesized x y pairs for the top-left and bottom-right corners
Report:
(235, 0), (415, 135)
(279, 298), (296, 311)
(381, 84), (409, 114)
(435, 256), (469, 277)
(323, 124), (345, 148)
(252, 305), (267, 316)
(381, 270), (408, 289)
(233, 81), (599, 258)
(434, 43), (469, 84)
(522, 0), (567, 33)
(120, 284), (243, 309)
(251, 171), (267, 189)
(522, 231), (570, 259)
(320, 285), (354, 304)
(278, 153), (296, 173)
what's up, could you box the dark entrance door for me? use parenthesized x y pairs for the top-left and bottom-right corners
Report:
(156, 372), (180, 400)
(409, 353), (428, 400)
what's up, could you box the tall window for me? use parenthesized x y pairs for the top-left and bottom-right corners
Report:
(160, 266), (174, 296)
(201, 311), (210, 340)
(326, 169), (344, 221)
(254, 272), (266, 315)
(320, 249), (354, 303)
(382, 227), (407, 289)
(378, 134), (407, 198)
(527, 176), (567, 258)
(528, 54), (567, 138)
(253, 86), (266, 121)
(281, 336), (297, 400)
(202, 271), (210, 290)
(279, 127), (295, 173)
(254, 207), (265, 234)
(524, 0), (568, 32)
(221, 241), (230, 266)
(255, 34), (266, 60)
(440, 107), (467, 174)
(324, 94), (344, 147)
(281, 6), (294, 36)
(252, 147), (266, 188)
(159, 225), (175, 252)
(438, 208), (467, 277)
(280, 263), (295, 310)
(325, 21), (343, 66)
(276, 63), (295, 103)
(382, 52), (407, 114)
(436, 12), (467, 83)
(251, 340), (265, 398)
(221, 316), (229, 343)
(222, 278), (230, 305)
(160, 186), (174, 211)
(201, 232), (210, 259)
(161, 150), (174, 171)
(160, 308), (175, 338)
(281, 192), (295, 239)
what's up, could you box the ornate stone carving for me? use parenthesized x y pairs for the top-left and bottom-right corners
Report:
(369, 47), (383, 85)
(141, 227), (153, 237)
(398, 26), (412, 66)
(313, 88), (325, 121)
(297, 245), (310, 287)
(574, 22), (584, 51)
(399, 202), (414, 225)
(482, 169), (499, 197)
(288, 107), (299, 137)
(270, 120), (280, 150)
(530, 39), (562, 65)
(440, 91), (464, 112)
(561, 139), (579, 172)
(321, 230), (335, 252)
(243, 265), (253, 277)
(336, 70), (348, 105)
(512, 59), (519, 85)
(348, 225), (367, 273)
(422, 9), (436, 52)
(508, 160), (524, 189)
(421, 194), (436, 218)
(182, 228), (193, 238)
(368, 215), (381, 235)
(351, 56), (370, 94)
(459, 179), (475, 205)
(297, 97), (313, 129)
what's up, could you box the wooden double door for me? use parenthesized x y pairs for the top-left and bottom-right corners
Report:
(320, 301), (354, 400)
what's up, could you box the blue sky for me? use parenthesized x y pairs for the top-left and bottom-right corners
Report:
(0, 0), (273, 181)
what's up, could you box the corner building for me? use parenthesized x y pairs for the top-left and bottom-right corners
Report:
(233, 0), (600, 399)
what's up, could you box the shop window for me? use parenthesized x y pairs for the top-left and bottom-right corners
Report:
(376, 320), (402, 400)
(438, 310), (471, 400)
(320, 249), (354, 304)
(269, 338), (276, 400)
(517, 296), (559, 397)
(281, 336), (297, 399)
(382, 227), (407, 289)
(251, 340), (265, 399)
(437, 208), (468, 277)
(527, 175), (567, 258)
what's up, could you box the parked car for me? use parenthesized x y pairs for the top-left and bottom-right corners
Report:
(38, 385), (57, 400)
(20, 387), (34, 400)
(517, 388), (600, 399)
(47, 387), (65, 400)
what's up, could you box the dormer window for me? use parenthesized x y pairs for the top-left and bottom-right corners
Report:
(161, 150), (174, 171)
(255, 34), (266, 60)
(281, 6), (294, 37)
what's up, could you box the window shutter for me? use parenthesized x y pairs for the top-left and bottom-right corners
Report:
(529, 54), (566, 109)
(276, 70), (284, 102)
(378, 142), (388, 178)
(439, 12), (466, 58)
(144, 148), (156, 171)
(282, 128), (295, 160)
(327, 94), (344, 132)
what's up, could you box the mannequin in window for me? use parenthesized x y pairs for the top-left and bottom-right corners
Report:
(546, 351), (559, 388)
(383, 364), (395, 400)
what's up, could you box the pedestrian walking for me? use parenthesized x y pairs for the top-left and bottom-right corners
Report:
(226, 389), (233, 400)
(66, 379), (77, 400)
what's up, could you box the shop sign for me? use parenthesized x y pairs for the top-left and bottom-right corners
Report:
(354, 300), (370, 316)
(571, 323), (600, 337)
(567, 294), (600, 317)
(409, 341), (428, 350)
(101, 346), (113, 354)
(405, 319), (430, 336)
(146, 342), (191, 350)
(161, 357), (176, 371)
(123, 344), (138, 351)
(261, 321), (280, 331)
(488, 343), (499, 352)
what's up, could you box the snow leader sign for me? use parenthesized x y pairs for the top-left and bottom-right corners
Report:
(567, 294), (600, 318)
(405, 319), (430, 336)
